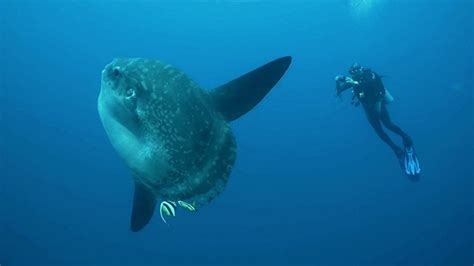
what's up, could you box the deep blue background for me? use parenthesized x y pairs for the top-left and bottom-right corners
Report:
(1, 1), (472, 265)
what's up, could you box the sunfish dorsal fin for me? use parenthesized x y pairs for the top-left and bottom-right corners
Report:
(211, 56), (292, 121)
(130, 182), (157, 232)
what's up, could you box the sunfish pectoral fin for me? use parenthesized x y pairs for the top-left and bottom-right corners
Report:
(130, 182), (157, 232)
(211, 56), (292, 121)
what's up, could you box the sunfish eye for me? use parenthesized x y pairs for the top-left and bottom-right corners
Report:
(125, 88), (135, 98)
(112, 67), (121, 78)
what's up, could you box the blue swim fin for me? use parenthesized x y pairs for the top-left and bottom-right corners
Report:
(402, 146), (421, 176)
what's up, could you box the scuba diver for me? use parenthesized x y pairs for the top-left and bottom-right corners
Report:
(335, 63), (421, 177)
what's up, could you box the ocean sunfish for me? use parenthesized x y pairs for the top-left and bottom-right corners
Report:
(97, 56), (292, 231)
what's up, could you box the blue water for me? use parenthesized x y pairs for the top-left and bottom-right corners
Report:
(1, 1), (472, 265)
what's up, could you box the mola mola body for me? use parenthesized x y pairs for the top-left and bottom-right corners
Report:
(98, 56), (292, 231)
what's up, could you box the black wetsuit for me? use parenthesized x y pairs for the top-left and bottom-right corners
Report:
(341, 69), (412, 158)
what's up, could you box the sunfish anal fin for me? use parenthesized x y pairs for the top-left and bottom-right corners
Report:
(130, 182), (157, 232)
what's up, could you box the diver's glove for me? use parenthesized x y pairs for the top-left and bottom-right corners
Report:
(344, 76), (359, 85)
(335, 75), (359, 97)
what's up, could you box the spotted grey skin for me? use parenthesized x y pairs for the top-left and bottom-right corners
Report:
(98, 56), (292, 231)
